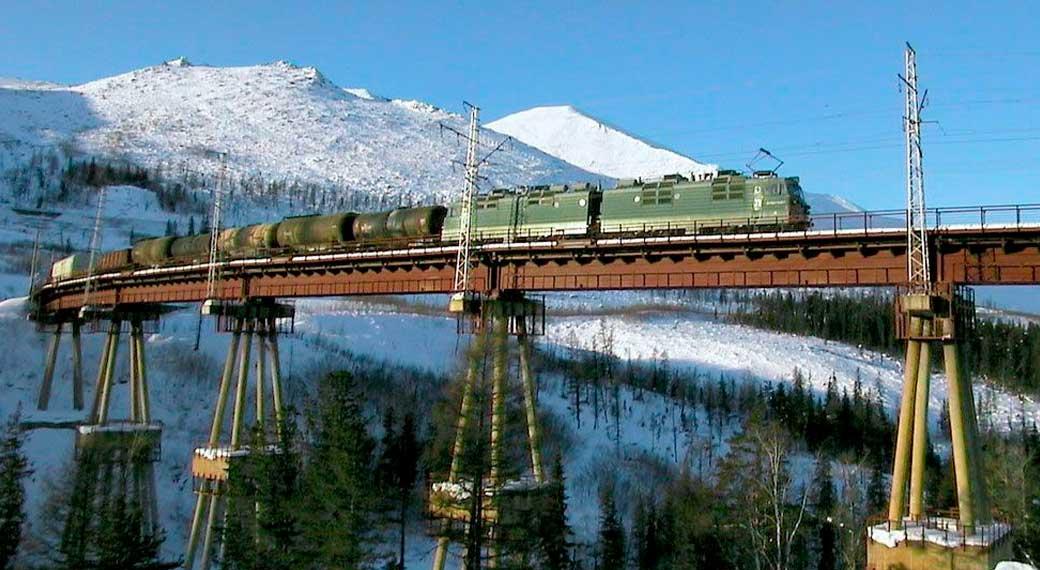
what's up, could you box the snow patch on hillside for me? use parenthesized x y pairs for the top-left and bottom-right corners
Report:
(487, 105), (716, 179)
(343, 87), (384, 101)
(547, 313), (1040, 431)
(0, 62), (599, 205)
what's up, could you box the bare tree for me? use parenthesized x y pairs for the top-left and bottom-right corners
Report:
(834, 453), (872, 570)
(721, 420), (810, 570)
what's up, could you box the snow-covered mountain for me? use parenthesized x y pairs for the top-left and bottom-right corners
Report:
(487, 105), (716, 180)
(487, 104), (864, 215)
(0, 59), (599, 205)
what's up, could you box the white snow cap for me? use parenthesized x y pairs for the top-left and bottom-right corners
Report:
(164, 57), (192, 67)
(486, 104), (717, 180)
(343, 87), (384, 101)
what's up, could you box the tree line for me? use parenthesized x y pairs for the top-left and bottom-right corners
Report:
(732, 289), (1040, 395)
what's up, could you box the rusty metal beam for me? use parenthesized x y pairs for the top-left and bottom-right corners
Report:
(31, 229), (1040, 313)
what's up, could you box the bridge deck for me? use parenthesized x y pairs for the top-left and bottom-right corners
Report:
(31, 218), (1040, 316)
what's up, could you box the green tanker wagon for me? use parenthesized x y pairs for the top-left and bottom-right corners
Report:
(275, 213), (357, 250)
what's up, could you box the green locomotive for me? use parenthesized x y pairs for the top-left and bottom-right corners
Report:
(48, 171), (810, 281)
(599, 171), (808, 234)
(440, 171), (808, 241)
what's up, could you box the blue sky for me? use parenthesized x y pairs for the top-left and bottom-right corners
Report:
(1, 1), (1038, 211)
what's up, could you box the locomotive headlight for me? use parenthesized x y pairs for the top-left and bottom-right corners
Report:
(633, 196), (641, 203)
(579, 198), (587, 207)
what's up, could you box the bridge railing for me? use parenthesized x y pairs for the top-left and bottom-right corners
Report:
(808, 203), (1040, 234)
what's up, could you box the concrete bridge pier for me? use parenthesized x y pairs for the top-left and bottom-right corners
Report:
(430, 292), (549, 570)
(183, 300), (294, 570)
(870, 286), (1010, 570)
(53, 305), (167, 564)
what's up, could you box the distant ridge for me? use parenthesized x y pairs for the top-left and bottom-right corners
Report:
(487, 105), (716, 179)
(487, 105), (862, 214)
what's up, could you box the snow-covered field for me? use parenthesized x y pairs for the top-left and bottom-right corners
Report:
(549, 313), (1040, 432)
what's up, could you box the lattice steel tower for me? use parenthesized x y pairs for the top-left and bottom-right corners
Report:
(903, 43), (930, 292)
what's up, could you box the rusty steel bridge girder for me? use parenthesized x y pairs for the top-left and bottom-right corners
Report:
(30, 225), (1040, 314)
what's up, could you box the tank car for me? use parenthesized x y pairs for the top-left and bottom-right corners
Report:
(352, 211), (390, 241)
(385, 206), (447, 238)
(131, 236), (176, 265)
(276, 213), (357, 250)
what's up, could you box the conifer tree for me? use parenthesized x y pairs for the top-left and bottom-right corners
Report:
(378, 408), (420, 570)
(810, 459), (836, 570)
(232, 415), (306, 570)
(90, 482), (177, 570)
(538, 455), (571, 570)
(866, 467), (887, 516)
(0, 407), (30, 570)
(300, 372), (378, 568)
(598, 486), (626, 570)
(634, 498), (660, 570)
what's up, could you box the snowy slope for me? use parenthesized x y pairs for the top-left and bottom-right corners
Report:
(4, 293), (1039, 567)
(0, 60), (598, 204)
(487, 105), (716, 180)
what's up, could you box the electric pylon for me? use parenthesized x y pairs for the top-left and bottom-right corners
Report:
(868, 43), (1010, 570)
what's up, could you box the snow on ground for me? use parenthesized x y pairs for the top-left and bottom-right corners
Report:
(3, 293), (1039, 567)
(868, 517), (1011, 549)
(996, 562), (1039, 570)
(546, 312), (1040, 431)
(0, 185), (188, 255)
(1, 61), (599, 205)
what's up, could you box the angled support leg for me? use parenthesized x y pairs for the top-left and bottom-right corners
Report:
(517, 318), (544, 483)
(37, 324), (62, 411)
(908, 320), (933, 520)
(96, 321), (122, 425)
(888, 316), (923, 527)
(72, 321), (84, 410)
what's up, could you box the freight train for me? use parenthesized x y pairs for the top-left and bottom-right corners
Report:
(48, 171), (809, 282)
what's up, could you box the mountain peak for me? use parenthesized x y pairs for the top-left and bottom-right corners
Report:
(1, 60), (599, 207)
(487, 105), (716, 179)
(164, 57), (192, 67)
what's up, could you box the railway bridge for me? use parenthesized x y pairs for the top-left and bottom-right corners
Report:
(27, 203), (1040, 570)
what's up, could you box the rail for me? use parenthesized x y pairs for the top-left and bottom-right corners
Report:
(28, 202), (1040, 306)
(456, 202), (1040, 243)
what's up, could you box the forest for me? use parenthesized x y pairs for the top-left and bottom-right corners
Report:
(731, 289), (1040, 396)
(1, 314), (1039, 569)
